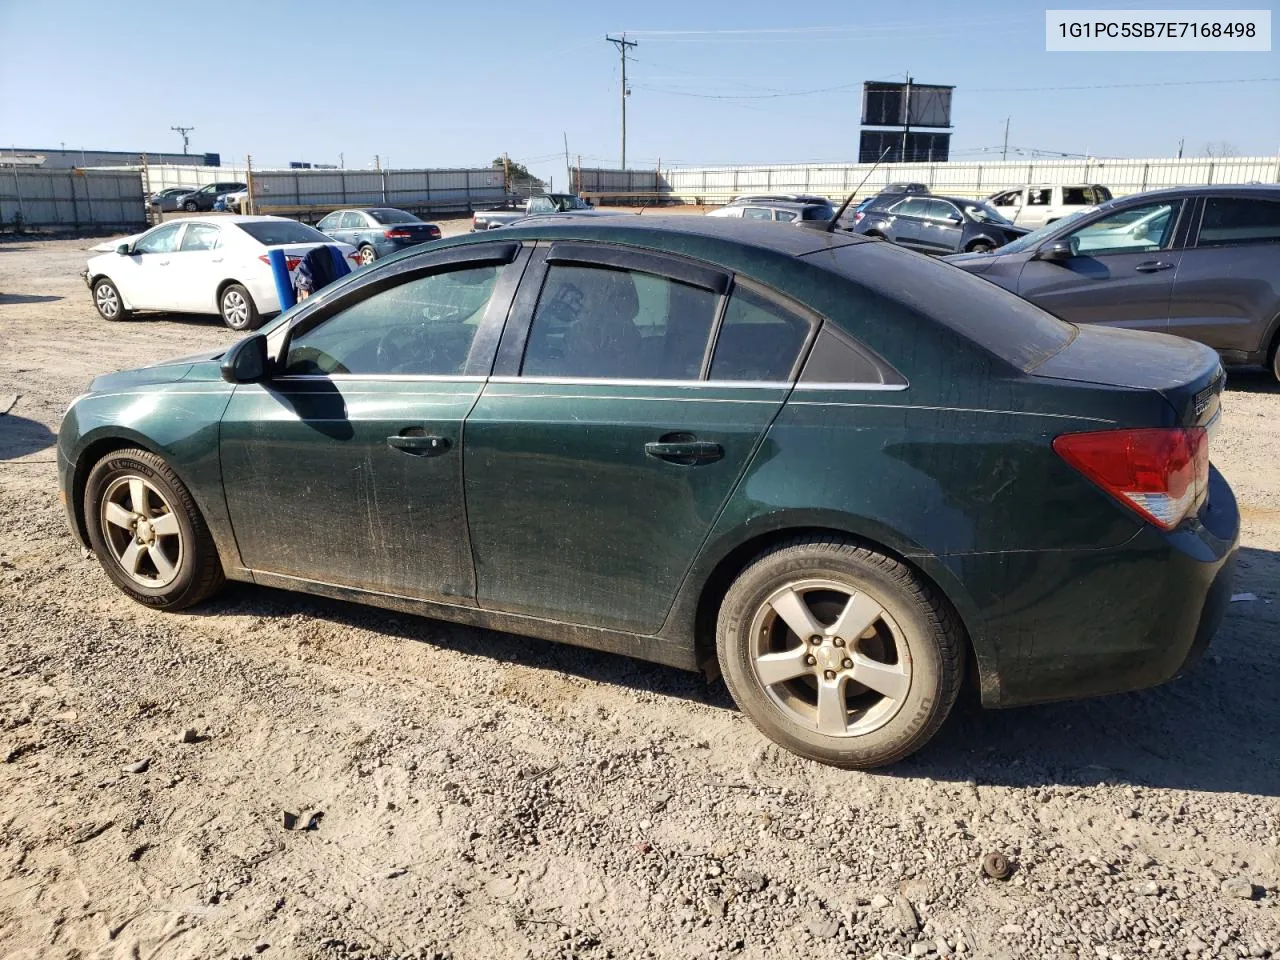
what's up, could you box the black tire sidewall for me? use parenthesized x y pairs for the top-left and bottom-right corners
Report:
(220, 283), (260, 331)
(184, 201), (197, 211)
(359, 245), (377, 264)
(84, 451), (204, 609)
(718, 547), (953, 768)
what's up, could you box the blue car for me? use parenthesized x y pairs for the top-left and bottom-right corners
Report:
(316, 208), (442, 265)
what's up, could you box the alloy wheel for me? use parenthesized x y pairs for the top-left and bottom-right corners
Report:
(359, 246), (377, 266)
(98, 475), (184, 588)
(94, 283), (119, 319)
(747, 578), (911, 737)
(222, 289), (249, 328)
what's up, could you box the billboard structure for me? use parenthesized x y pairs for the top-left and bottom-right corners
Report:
(860, 80), (953, 163)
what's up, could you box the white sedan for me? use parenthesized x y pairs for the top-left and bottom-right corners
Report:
(82, 216), (359, 330)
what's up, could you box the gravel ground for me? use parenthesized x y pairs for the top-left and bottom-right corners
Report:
(1, 235), (1278, 960)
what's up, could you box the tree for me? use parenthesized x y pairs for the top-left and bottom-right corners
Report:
(1202, 141), (1239, 158)
(493, 156), (545, 194)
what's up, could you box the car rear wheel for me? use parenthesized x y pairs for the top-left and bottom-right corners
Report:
(717, 537), (964, 768)
(92, 278), (130, 322)
(84, 448), (224, 610)
(358, 244), (377, 266)
(219, 283), (261, 331)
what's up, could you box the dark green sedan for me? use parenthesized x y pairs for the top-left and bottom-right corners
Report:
(58, 217), (1238, 768)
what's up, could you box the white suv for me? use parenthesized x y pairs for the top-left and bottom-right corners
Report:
(986, 184), (1114, 229)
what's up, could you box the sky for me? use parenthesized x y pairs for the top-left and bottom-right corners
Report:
(1, 0), (1277, 187)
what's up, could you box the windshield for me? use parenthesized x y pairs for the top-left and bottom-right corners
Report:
(236, 221), (331, 245)
(368, 209), (421, 225)
(996, 209), (1092, 255)
(963, 202), (1013, 226)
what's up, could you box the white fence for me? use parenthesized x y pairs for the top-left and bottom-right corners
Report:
(0, 168), (146, 230)
(656, 155), (1280, 203)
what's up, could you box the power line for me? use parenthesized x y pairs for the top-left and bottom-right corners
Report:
(629, 79), (863, 100)
(971, 76), (1279, 93)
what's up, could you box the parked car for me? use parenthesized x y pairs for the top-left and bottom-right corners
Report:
(149, 186), (196, 212)
(987, 183), (1113, 228)
(725, 193), (833, 206)
(707, 198), (836, 224)
(879, 182), (930, 196)
(213, 188), (247, 213)
(81, 216), (359, 330)
(175, 181), (248, 213)
(851, 194), (1028, 254)
(945, 185), (1280, 380)
(473, 194), (594, 230)
(60, 216), (1236, 769)
(317, 208), (442, 264)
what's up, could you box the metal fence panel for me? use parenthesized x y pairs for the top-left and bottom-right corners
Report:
(0, 168), (145, 230)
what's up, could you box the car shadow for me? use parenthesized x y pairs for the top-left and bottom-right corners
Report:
(190, 545), (1278, 796)
(131, 312), (231, 329)
(1225, 368), (1279, 394)
(0, 293), (62, 305)
(0, 410), (57, 460)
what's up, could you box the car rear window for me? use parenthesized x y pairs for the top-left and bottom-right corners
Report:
(813, 242), (1076, 371)
(368, 209), (420, 225)
(236, 221), (331, 245)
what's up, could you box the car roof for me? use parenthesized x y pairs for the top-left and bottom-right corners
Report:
(727, 199), (833, 212)
(1109, 183), (1280, 202)
(154, 215), (295, 226)
(455, 214), (866, 258)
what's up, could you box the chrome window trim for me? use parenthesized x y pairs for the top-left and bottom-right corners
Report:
(486, 375), (906, 391)
(274, 374), (489, 383)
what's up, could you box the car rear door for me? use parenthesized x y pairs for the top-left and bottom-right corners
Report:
(1015, 197), (1187, 332)
(461, 243), (816, 635)
(218, 241), (527, 602)
(168, 222), (225, 313)
(883, 197), (929, 248)
(1167, 194), (1280, 355)
(915, 199), (965, 253)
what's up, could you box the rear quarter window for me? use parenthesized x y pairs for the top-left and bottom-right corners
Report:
(816, 242), (1076, 371)
(237, 221), (331, 245)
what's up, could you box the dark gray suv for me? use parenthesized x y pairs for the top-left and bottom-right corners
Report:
(945, 185), (1280, 380)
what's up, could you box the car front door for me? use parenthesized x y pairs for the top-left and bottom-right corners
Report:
(989, 189), (1024, 222)
(113, 222), (184, 309)
(316, 212), (343, 240)
(462, 243), (814, 635)
(337, 210), (366, 246)
(1168, 194), (1280, 355)
(218, 241), (527, 602)
(1015, 199), (1186, 331)
(915, 199), (965, 253)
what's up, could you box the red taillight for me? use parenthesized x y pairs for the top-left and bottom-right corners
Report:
(258, 254), (302, 270)
(854, 212), (864, 224)
(384, 229), (413, 239)
(1053, 427), (1209, 530)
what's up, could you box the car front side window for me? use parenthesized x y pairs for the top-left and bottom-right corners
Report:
(317, 214), (341, 231)
(283, 264), (505, 377)
(133, 223), (182, 254)
(521, 264), (719, 380)
(1070, 202), (1180, 256)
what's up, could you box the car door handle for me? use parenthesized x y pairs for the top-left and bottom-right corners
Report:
(1135, 260), (1175, 273)
(386, 434), (450, 456)
(211, 257), (223, 263)
(157, 260), (171, 266)
(645, 437), (723, 466)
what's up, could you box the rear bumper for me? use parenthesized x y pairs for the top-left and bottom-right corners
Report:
(375, 237), (437, 256)
(957, 465), (1240, 708)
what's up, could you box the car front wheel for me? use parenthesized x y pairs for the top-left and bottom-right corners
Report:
(968, 240), (995, 254)
(92, 278), (130, 321)
(717, 537), (964, 768)
(84, 447), (224, 610)
(183, 201), (198, 212)
(219, 283), (261, 331)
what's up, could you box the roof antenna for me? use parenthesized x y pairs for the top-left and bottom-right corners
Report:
(816, 146), (893, 233)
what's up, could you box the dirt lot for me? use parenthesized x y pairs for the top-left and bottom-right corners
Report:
(1, 235), (1278, 960)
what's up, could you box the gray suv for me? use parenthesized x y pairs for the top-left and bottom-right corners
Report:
(945, 185), (1280, 380)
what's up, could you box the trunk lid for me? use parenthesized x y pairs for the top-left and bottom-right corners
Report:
(1034, 325), (1225, 429)
(382, 223), (439, 241)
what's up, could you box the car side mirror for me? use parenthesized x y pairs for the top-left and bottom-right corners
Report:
(220, 333), (269, 384)
(1036, 237), (1078, 262)
(115, 243), (132, 256)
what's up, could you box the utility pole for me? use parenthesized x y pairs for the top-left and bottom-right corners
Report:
(1002, 117), (1011, 162)
(901, 75), (912, 162)
(1177, 137), (1185, 159)
(502, 151), (511, 193)
(374, 154), (380, 171)
(170, 125), (194, 155)
(563, 131), (572, 193)
(339, 152), (344, 169)
(605, 33), (637, 169)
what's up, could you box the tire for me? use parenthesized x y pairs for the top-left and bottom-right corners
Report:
(183, 201), (198, 212)
(219, 283), (261, 331)
(358, 244), (378, 266)
(967, 240), (995, 254)
(716, 537), (963, 769)
(1270, 336), (1280, 384)
(83, 447), (224, 611)
(92, 278), (130, 322)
